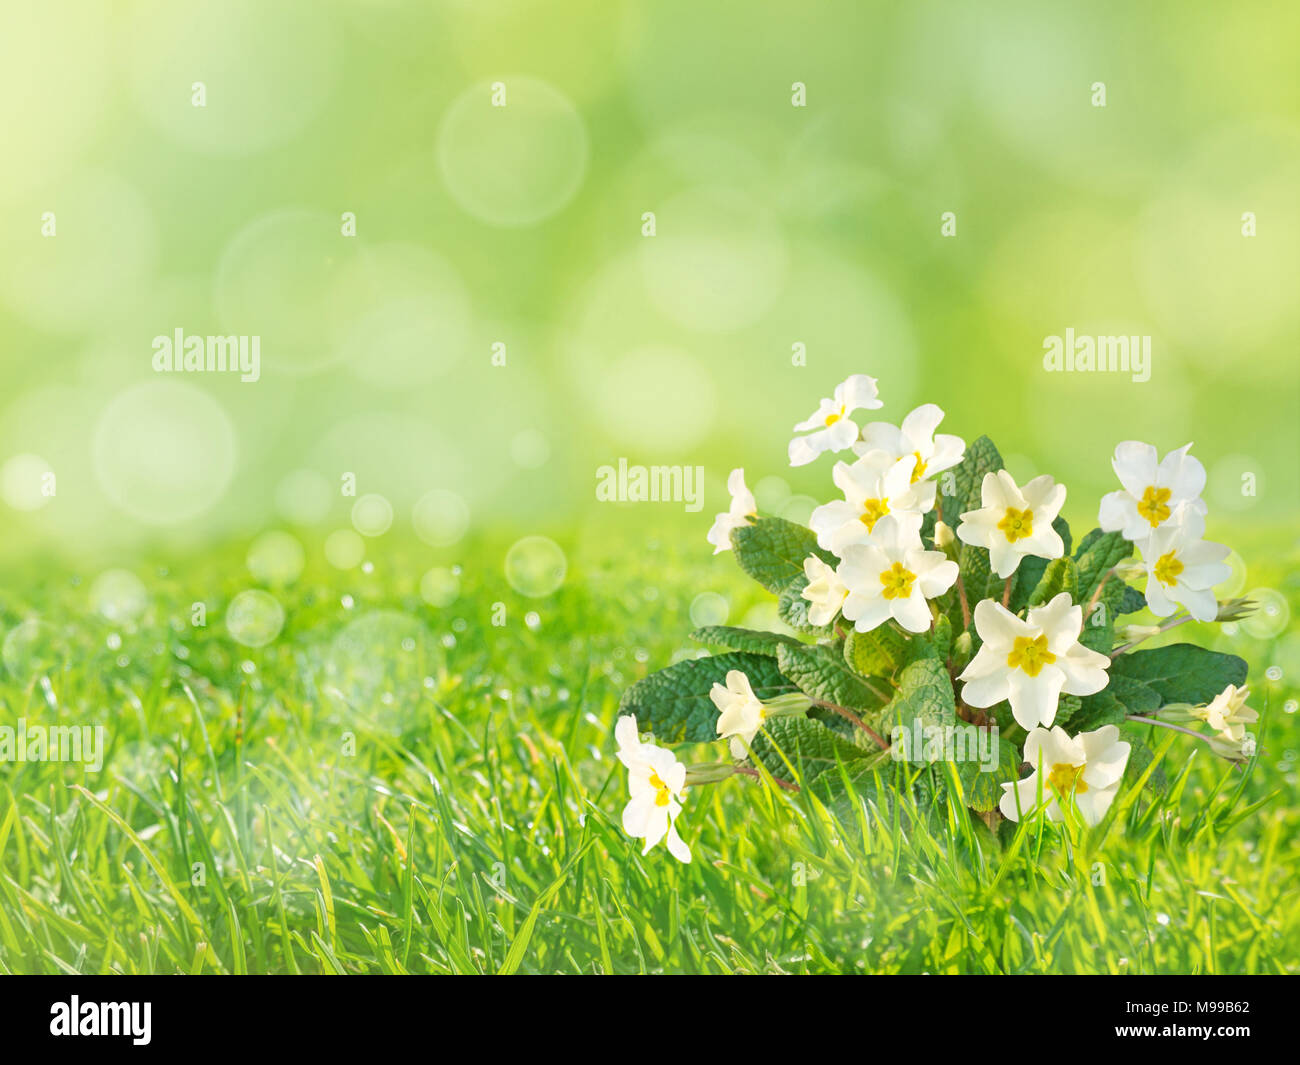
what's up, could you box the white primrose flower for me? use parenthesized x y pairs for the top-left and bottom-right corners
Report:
(808, 450), (932, 556)
(853, 403), (966, 487)
(958, 594), (1111, 730)
(837, 516), (959, 634)
(1193, 683), (1259, 742)
(787, 374), (883, 467)
(1140, 505), (1231, 623)
(706, 468), (758, 554)
(956, 470), (1066, 579)
(999, 724), (1131, 826)
(614, 716), (691, 863)
(801, 555), (848, 627)
(709, 669), (768, 759)
(1098, 441), (1208, 546)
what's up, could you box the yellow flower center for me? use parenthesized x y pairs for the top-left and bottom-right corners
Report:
(648, 771), (672, 807)
(997, 506), (1034, 543)
(1137, 485), (1172, 527)
(1007, 634), (1056, 677)
(1047, 762), (1088, 797)
(824, 405), (846, 427)
(859, 497), (890, 531)
(910, 451), (928, 484)
(879, 561), (917, 600)
(1153, 550), (1184, 587)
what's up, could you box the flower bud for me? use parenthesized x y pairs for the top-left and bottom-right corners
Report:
(932, 520), (955, 551)
(1112, 559), (1146, 582)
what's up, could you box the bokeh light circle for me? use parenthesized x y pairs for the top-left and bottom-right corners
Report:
(351, 494), (394, 537)
(689, 592), (729, 628)
(275, 469), (333, 525)
(215, 209), (355, 375)
(505, 536), (567, 597)
(92, 381), (235, 525)
(324, 610), (442, 731)
(90, 569), (149, 623)
(226, 590), (285, 647)
(639, 184), (788, 333)
(325, 529), (366, 570)
(2, 619), (64, 680)
(437, 77), (589, 226)
(420, 567), (461, 608)
(1, 453), (54, 511)
(329, 244), (472, 388)
(1240, 588), (1289, 641)
(412, 489), (470, 547)
(246, 531), (306, 586)
(127, 0), (341, 157)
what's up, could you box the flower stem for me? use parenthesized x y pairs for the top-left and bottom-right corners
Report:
(1001, 577), (1013, 608)
(814, 700), (889, 750)
(954, 571), (971, 630)
(1111, 614), (1194, 657)
(1125, 714), (1211, 743)
(732, 765), (800, 792)
(1085, 568), (1114, 620)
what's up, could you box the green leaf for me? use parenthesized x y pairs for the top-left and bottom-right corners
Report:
(777, 573), (833, 636)
(844, 623), (910, 678)
(955, 734), (1022, 813)
(1028, 557), (1078, 608)
(777, 642), (886, 713)
(689, 626), (803, 657)
(730, 517), (833, 594)
(1122, 738), (1167, 795)
(941, 434), (1003, 519)
(880, 655), (957, 734)
(1009, 517), (1073, 612)
(1115, 583), (1147, 615)
(1061, 674), (1159, 732)
(1073, 529), (1133, 606)
(618, 652), (796, 744)
(747, 716), (877, 788)
(1109, 643), (1248, 706)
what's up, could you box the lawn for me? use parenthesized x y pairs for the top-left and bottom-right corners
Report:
(0, 519), (1295, 974)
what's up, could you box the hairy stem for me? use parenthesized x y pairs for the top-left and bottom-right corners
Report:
(732, 765), (800, 792)
(1085, 568), (1114, 619)
(814, 700), (890, 751)
(1111, 614), (1194, 657)
(954, 571), (971, 630)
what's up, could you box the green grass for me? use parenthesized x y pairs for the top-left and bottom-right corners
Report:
(0, 525), (1296, 974)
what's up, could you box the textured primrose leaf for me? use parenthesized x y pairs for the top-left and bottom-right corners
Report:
(1109, 643), (1248, 706)
(955, 734), (1022, 813)
(880, 654), (957, 733)
(941, 434), (1003, 520)
(618, 652), (796, 744)
(1073, 529), (1133, 605)
(1061, 673), (1160, 732)
(747, 715), (877, 788)
(1009, 516), (1073, 612)
(1028, 557), (1078, 608)
(777, 572), (834, 636)
(689, 626), (803, 657)
(777, 642), (886, 713)
(730, 517), (833, 594)
(843, 623), (911, 678)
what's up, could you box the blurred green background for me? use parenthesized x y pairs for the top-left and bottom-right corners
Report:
(1, 0), (1297, 571)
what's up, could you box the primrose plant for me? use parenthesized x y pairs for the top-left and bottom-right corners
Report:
(615, 374), (1260, 862)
